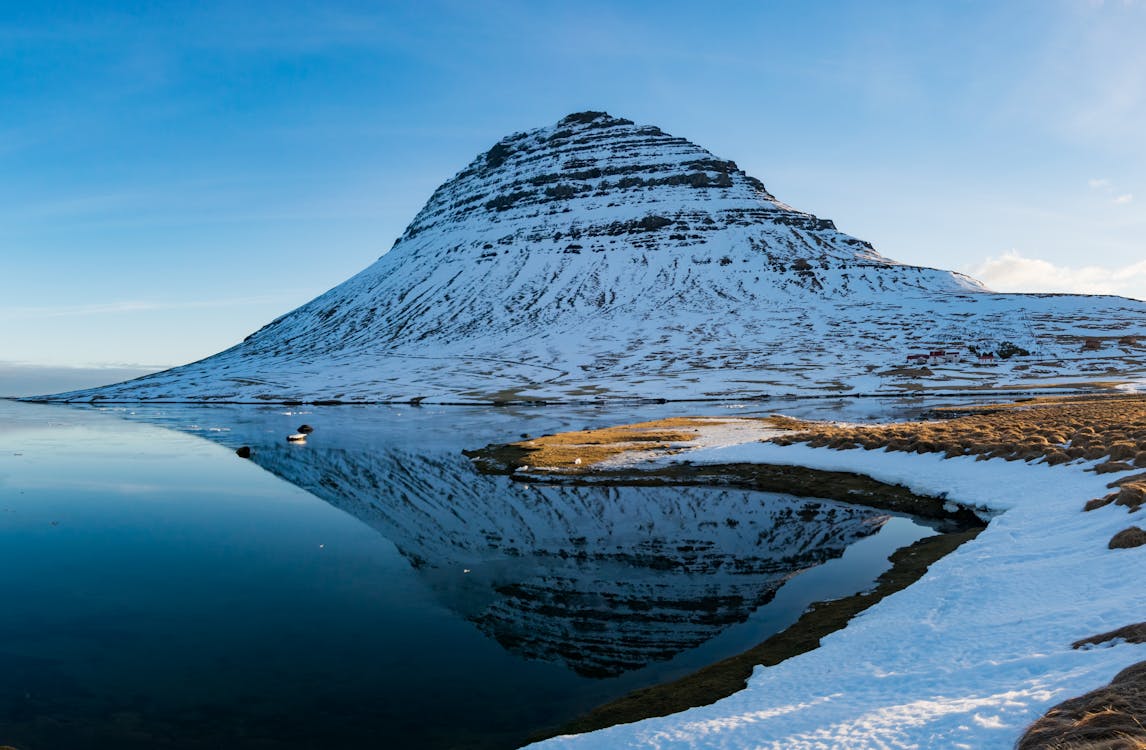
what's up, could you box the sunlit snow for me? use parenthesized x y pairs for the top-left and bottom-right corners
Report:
(529, 439), (1146, 749)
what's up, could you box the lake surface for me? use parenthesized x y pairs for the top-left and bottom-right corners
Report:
(0, 398), (952, 750)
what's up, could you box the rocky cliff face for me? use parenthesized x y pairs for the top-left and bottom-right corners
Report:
(40, 111), (1146, 403)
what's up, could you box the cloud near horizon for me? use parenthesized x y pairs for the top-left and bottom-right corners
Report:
(969, 250), (1146, 300)
(0, 294), (291, 321)
(0, 362), (163, 398)
(1088, 177), (1135, 205)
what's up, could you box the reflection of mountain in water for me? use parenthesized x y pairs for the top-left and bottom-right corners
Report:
(154, 408), (889, 677)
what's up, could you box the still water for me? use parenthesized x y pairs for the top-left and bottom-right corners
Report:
(0, 398), (948, 750)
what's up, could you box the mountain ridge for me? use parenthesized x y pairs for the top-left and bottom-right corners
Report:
(34, 111), (1146, 403)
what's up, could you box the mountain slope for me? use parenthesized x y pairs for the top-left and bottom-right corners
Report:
(38, 111), (1146, 403)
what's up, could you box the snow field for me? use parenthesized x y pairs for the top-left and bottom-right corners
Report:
(530, 442), (1146, 749)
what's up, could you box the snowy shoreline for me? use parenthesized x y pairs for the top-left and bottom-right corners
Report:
(527, 438), (1146, 749)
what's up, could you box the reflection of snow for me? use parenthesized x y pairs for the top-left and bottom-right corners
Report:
(533, 442), (1146, 750)
(249, 442), (888, 678)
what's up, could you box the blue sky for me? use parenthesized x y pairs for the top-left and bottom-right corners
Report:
(2, 0), (1144, 393)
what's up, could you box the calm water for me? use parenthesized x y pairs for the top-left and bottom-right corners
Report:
(0, 399), (950, 750)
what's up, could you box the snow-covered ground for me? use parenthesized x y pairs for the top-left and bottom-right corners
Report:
(529, 439), (1146, 749)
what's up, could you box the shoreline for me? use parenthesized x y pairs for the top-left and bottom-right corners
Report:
(10, 379), (1138, 407)
(470, 395), (1146, 749)
(530, 525), (983, 743)
(505, 463), (986, 526)
(466, 427), (988, 742)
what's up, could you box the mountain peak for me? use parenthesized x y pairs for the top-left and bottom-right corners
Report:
(557, 110), (629, 126)
(396, 110), (852, 256)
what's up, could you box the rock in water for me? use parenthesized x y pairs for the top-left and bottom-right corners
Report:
(35, 111), (1146, 403)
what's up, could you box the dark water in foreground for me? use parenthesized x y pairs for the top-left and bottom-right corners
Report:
(0, 399), (949, 750)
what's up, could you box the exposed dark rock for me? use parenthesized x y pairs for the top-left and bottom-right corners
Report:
(637, 215), (672, 231)
(1109, 526), (1146, 549)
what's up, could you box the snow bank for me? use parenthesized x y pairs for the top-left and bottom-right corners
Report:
(528, 442), (1146, 749)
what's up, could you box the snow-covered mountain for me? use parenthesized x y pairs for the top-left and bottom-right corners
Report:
(39, 111), (1146, 403)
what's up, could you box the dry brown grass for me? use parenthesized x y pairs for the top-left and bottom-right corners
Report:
(471, 417), (789, 472)
(770, 395), (1146, 512)
(519, 418), (709, 469)
(1073, 623), (1146, 651)
(472, 396), (1146, 510)
(1016, 661), (1146, 749)
(772, 394), (1146, 465)
(1087, 474), (1146, 514)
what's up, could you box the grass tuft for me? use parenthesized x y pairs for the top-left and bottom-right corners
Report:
(1016, 659), (1146, 749)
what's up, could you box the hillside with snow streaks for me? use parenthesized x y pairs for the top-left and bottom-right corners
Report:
(39, 112), (1146, 403)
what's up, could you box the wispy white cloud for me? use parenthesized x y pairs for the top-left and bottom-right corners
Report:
(0, 362), (164, 397)
(1088, 177), (1135, 205)
(0, 360), (165, 371)
(970, 250), (1146, 299)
